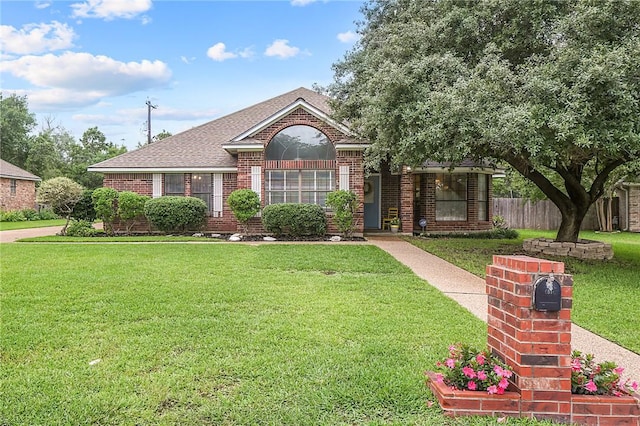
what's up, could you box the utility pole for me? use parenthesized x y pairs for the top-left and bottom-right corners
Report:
(146, 100), (157, 144)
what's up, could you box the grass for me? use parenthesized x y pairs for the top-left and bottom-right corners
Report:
(0, 243), (562, 425)
(0, 219), (66, 231)
(18, 235), (225, 242)
(406, 230), (640, 354)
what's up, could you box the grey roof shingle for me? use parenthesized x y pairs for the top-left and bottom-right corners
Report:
(89, 87), (333, 171)
(0, 159), (41, 181)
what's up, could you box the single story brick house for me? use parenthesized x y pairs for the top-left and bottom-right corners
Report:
(0, 159), (41, 212)
(89, 87), (497, 235)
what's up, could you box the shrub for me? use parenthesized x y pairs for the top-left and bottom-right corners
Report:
(36, 177), (84, 235)
(571, 350), (637, 396)
(118, 191), (149, 234)
(91, 187), (119, 235)
(20, 209), (39, 221)
(37, 208), (59, 220)
(433, 343), (515, 394)
(144, 196), (207, 233)
(262, 203), (326, 237)
(420, 228), (518, 239)
(227, 189), (260, 232)
(325, 190), (358, 237)
(0, 210), (27, 222)
(65, 220), (99, 237)
(71, 189), (97, 222)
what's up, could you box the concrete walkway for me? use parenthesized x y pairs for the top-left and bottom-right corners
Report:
(2, 227), (638, 382)
(0, 225), (64, 243)
(367, 235), (640, 383)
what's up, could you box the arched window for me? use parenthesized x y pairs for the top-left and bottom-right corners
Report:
(264, 125), (336, 206)
(265, 125), (335, 161)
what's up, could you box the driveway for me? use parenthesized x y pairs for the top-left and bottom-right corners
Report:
(0, 225), (64, 243)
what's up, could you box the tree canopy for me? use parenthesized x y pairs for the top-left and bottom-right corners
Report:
(327, 0), (640, 242)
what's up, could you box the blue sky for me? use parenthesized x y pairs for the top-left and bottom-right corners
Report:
(1, 0), (364, 149)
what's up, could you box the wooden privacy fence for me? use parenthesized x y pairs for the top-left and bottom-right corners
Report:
(492, 198), (599, 231)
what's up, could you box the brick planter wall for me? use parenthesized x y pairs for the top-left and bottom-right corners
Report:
(523, 238), (613, 260)
(427, 255), (640, 425)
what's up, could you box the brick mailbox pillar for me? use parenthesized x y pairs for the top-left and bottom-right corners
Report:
(485, 255), (572, 423)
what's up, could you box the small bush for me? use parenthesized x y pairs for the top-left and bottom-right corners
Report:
(20, 209), (39, 221)
(325, 190), (358, 237)
(0, 210), (27, 222)
(65, 220), (99, 237)
(144, 196), (207, 233)
(37, 208), (59, 220)
(262, 203), (326, 237)
(419, 228), (519, 239)
(92, 187), (119, 235)
(118, 191), (149, 234)
(227, 189), (260, 232)
(71, 190), (97, 222)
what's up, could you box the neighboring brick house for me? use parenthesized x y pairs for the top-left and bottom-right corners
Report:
(0, 159), (41, 212)
(616, 181), (640, 232)
(89, 87), (497, 234)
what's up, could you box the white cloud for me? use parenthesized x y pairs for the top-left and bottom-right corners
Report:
(0, 21), (76, 55)
(180, 55), (195, 64)
(0, 52), (171, 109)
(70, 0), (153, 20)
(238, 47), (255, 59)
(337, 30), (359, 44)
(73, 107), (219, 125)
(291, 0), (317, 6)
(206, 42), (237, 62)
(35, 1), (52, 9)
(264, 39), (301, 59)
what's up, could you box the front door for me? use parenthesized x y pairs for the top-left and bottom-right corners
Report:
(363, 175), (380, 229)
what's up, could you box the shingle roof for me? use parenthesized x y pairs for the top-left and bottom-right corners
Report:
(89, 87), (334, 171)
(0, 159), (41, 181)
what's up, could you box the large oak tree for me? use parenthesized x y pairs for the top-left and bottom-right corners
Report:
(327, 0), (640, 242)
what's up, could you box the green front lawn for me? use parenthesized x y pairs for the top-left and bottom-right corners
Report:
(0, 219), (66, 231)
(406, 230), (640, 354)
(1, 243), (558, 425)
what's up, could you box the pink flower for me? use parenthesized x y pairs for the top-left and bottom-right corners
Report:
(571, 358), (582, 372)
(477, 370), (487, 381)
(435, 373), (444, 384)
(449, 345), (457, 353)
(493, 365), (503, 376)
(467, 381), (477, 391)
(502, 368), (513, 378)
(496, 386), (505, 395)
(585, 380), (598, 393)
(631, 381), (638, 392)
(498, 378), (510, 390)
(487, 385), (498, 395)
(476, 354), (486, 365)
(445, 358), (456, 368)
(614, 366), (624, 375)
(462, 366), (477, 379)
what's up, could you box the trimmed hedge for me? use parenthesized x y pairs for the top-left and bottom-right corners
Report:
(144, 196), (207, 233)
(262, 203), (326, 237)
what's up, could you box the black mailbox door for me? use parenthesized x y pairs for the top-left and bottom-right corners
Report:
(533, 276), (562, 312)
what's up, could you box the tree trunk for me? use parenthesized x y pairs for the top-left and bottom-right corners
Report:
(555, 204), (588, 242)
(606, 197), (613, 232)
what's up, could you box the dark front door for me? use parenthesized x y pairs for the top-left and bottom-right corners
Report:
(363, 175), (380, 229)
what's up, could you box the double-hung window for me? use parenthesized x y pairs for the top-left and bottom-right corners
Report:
(435, 173), (468, 221)
(164, 174), (184, 196)
(477, 174), (489, 221)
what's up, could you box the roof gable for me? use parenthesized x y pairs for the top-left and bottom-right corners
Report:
(89, 87), (342, 172)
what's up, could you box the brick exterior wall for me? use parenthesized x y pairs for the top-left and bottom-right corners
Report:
(380, 167), (493, 233)
(0, 177), (38, 211)
(103, 174), (153, 196)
